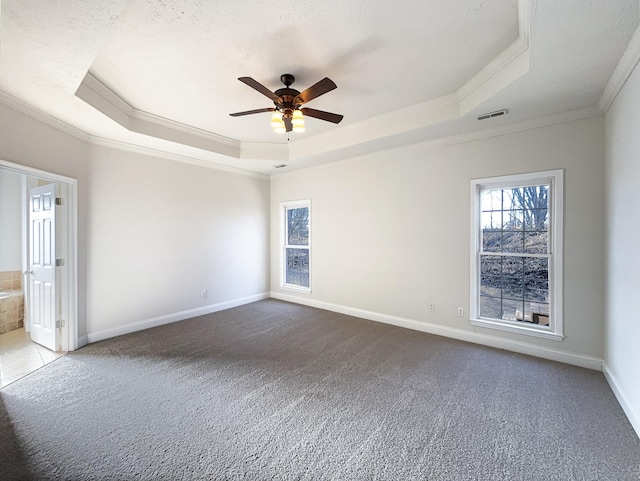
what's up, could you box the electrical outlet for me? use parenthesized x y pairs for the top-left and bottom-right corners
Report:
(429, 304), (435, 312)
(200, 290), (207, 298)
(457, 307), (464, 317)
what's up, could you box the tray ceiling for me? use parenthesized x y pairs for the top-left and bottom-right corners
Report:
(0, 0), (637, 174)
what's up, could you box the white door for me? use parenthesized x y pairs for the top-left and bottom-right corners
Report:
(28, 184), (58, 351)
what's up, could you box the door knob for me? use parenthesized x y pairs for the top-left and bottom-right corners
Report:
(24, 270), (34, 275)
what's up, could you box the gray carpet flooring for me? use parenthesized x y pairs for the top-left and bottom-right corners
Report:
(1, 299), (639, 480)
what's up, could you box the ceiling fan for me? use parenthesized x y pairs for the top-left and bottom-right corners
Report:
(230, 74), (344, 133)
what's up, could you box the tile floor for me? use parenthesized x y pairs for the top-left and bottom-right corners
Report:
(0, 328), (66, 388)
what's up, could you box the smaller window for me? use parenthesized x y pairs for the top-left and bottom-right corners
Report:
(281, 200), (311, 291)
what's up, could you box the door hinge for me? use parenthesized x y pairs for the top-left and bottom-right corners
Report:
(55, 197), (64, 206)
(56, 259), (65, 267)
(56, 320), (65, 328)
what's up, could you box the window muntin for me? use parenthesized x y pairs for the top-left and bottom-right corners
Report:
(471, 171), (563, 340)
(282, 201), (310, 291)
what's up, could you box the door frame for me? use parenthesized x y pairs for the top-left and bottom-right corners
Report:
(0, 159), (78, 351)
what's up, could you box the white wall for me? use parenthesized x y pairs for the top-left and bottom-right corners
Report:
(0, 169), (23, 271)
(0, 102), (270, 341)
(0, 102), (90, 336)
(271, 116), (606, 364)
(604, 59), (640, 434)
(86, 145), (270, 337)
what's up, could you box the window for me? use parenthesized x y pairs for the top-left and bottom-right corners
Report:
(470, 170), (563, 340)
(281, 200), (311, 291)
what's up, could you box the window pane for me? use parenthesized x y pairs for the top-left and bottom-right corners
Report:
(478, 255), (550, 324)
(480, 276), (501, 297)
(525, 208), (548, 230)
(503, 188), (521, 210)
(286, 248), (309, 287)
(502, 257), (524, 277)
(481, 190), (502, 211)
(525, 231), (548, 254)
(481, 211), (502, 230)
(482, 230), (501, 252)
(502, 299), (523, 322)
(480, 296), (501, 319)
(502, 231), (524, 253)
(480, 185), (549, 255)
(524, 279), (549, 302)
(503, 209), (523, 231)
(526, 302), (550, 325)
(287, 207), (309, 245)
(524, 257), (548, 280)
(480, 256), (501, 276)
(502, 276), (523, 300)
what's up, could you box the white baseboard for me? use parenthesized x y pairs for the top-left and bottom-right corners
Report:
(602, 362), (640, 439)
(270, 292), (603, 371)
(77, 335), (89, 349)
(86, 292), (270, 344)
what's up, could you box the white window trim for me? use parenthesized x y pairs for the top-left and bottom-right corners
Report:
(280, 199), (311, 293)
(469, 170), (564, 341)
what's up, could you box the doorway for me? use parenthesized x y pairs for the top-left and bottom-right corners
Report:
(0, 159), (78, 386)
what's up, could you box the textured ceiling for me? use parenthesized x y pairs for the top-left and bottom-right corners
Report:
(87, 0), (518, 140)
(0, 0), (638, 175)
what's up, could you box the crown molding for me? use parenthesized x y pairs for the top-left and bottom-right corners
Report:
(598, 20), (640, 112)
(76, 72), (242, 158)
(76, 72), (293, 163)
(75, 70), (134, 126)
(433, 106), (602, 148)
(0, 90), (90, 143)
(288, 93), (461, 160)
(274, 106), (603, 177)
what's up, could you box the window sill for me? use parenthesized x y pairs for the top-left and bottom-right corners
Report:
(280, 284), (311, 294)
(470, 318), (564, 341)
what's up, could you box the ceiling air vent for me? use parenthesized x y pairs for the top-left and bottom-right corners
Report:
(477, 109), (508, 121)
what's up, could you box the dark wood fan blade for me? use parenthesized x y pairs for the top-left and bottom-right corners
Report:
(301, 107), (344, 124)
(229, 107), (275, 117)
(284, 116), (293, 132)
(238, 77), (282, 104)
(296, 78), (337, 104)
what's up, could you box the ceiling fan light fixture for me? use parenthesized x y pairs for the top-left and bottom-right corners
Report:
(270, 112), (283, 128)
(292, 109), (304, 125)
(273, 122), (286, 134)
(291, 109), (305, 133)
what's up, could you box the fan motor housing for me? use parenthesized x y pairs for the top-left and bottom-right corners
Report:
(275, 74), (304, 108)
(274, 88), (301, 108)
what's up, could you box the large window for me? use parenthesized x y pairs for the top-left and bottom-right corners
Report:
(470, 170), (563, 340)
(281, 200), (310, 291)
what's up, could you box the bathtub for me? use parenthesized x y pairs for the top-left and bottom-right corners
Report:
(0, 290), (25, 334)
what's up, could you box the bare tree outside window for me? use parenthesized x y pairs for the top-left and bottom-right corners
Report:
(479, 185), (550, 325)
